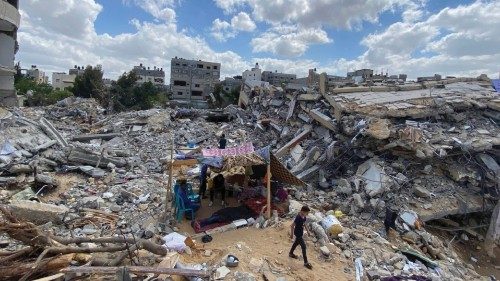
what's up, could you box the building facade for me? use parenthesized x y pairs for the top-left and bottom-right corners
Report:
(0, 0), (20, 106)
(26, 65), (48, 84)
(222, 77), (242, 93)
(242, 63), (262, 82)
(261, 71), (297, 86)
(132, 64), (165, 85)
(69, 65), (86, 76)
(170, 57), (221, 100)
(52, 72), (76, 91)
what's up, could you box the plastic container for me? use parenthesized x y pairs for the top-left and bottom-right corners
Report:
(321, 214), (343, 236)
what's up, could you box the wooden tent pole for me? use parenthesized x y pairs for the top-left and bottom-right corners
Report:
(166, 135), (175, 214)
(266, 163), (271, 219)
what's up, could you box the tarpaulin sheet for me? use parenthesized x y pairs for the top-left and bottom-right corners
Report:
(202, 142), (254, 157)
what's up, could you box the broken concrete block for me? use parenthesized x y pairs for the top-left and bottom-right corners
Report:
(320, 245), (331, 257)
(8, 164), (32, 174)
(336, 178), (352, 195)
(413, 185), (431, 198)
(81, 196), (104, 209)
(352, 193), (365, 209)
(366, 118), (391, 140)
(36, 174), (58, 187)
(308, 108), (336, 131)
(8, 200), (69, 225)
(356, 160), (391, 198)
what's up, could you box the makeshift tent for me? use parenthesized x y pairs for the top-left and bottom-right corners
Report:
(167, 143), (305, 218)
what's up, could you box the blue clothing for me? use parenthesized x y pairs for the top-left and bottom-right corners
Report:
(293, 214), (306, 237)
(179, 187), (200, 211)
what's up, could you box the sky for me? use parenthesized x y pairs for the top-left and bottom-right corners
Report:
(16, 0), (500, 82)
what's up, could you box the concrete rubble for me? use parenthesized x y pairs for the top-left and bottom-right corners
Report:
(0, 76), (498, 280)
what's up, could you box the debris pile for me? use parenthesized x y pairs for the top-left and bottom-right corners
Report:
(0, 76), (498, 280)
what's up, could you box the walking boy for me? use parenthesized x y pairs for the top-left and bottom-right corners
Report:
(289, 205), (313, 269)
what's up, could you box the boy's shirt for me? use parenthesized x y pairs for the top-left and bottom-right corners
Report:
(294, 214), (306, 237)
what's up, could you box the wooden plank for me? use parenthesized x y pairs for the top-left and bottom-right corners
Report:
(168, 159), (199, 168)
(32, 273), (65, 281)
(60, 266), (210, 277)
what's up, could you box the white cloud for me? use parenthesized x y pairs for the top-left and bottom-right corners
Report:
(17, 0), (247, 81)
(214, 0), (247, 14)
(123, 0), (176, 22)
(326, 0), (500, 79)
(210, 19), (235, 41)
(211, 12), (256, 41)
(251, 25), (331, 57)
(216, 0), (421, 29)
(231, 12), (256, 31)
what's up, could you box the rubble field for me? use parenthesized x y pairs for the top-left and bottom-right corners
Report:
(0, 77), (499, 281)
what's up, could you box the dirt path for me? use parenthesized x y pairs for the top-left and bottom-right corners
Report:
(179, 221), (352, 281)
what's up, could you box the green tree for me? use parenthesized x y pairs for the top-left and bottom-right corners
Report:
(15, 77), (37, 95)
(109, 72), (166, 112)
(71, 65), (105, 101)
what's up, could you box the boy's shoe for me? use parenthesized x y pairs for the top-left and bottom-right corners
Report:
(304, 263), (313, 270)
(289, 253), (298, 259)
(221, 201), (226, 207)
(209, 201), (213, 207)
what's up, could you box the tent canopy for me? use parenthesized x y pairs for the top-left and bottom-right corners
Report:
(201, 144), (306, 187)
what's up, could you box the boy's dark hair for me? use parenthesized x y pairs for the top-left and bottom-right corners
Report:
(301, 206), (310, 212)
(221, 134), (225, 138)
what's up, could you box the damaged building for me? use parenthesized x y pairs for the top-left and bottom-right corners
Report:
(0, 0), (20, 107)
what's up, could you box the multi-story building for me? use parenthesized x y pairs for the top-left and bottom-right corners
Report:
(170, 57), (221, 100)
(132, 64), (165, 85)
(26, 65), (48, 84)
(69, 65), (86, 76)
(347, 69), (374, 84)
(221, 77), (242, 93)
(242, 63), (262, 82)
(52, 72), (76, 91)
(0, 0), (20, 106)
(261, 71), (297, 86)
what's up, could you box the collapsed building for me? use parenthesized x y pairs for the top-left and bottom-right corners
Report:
(0, 73), (498, 280)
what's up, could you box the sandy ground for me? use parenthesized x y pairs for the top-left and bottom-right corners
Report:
(178, 217), (352, 281)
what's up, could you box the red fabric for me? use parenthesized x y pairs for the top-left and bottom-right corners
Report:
(244, 197), (285, 216)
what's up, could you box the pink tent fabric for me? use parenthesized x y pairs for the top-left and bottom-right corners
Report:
(202, 142), (254, 157)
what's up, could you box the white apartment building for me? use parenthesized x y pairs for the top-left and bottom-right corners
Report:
(52, 72), (76, 91)
(170, 57), (221, 100)
(132, 64), (165, 85)
(242, 63), (262, 82)
(27, 65), (48, 84)
(0, 0), (20, 106)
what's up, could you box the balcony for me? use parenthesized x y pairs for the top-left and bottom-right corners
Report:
(0, 0), (20, 31)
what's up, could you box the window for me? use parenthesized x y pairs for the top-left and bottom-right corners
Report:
(213, 66), (218, 70)
(213, 71), (219, 76)
(195, 84), (200, 88)
(182, 64), (187, 66)
(197, 64), (203, 68)
(56, 79), (60, 82)
(207, 66), (211, 69)
(191, 90), (203, 96)
(173, 80), (187, 86)
(175, 63), (180, 66)
(177, 92), (183, 95)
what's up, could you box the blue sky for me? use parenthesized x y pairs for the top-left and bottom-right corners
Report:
(17, 0), (500, 80)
